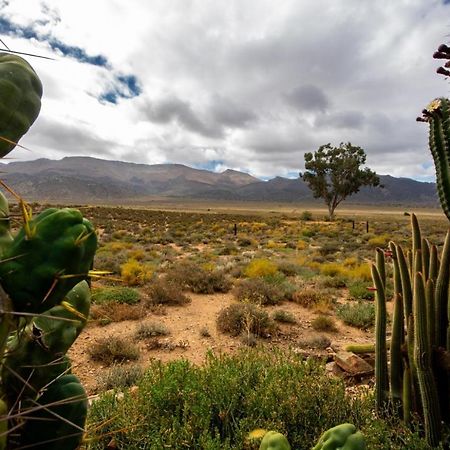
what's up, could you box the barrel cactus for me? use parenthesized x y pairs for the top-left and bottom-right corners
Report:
(0, 53), (97, 449)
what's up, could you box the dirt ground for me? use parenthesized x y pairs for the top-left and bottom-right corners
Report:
(68, 292), (376, 395)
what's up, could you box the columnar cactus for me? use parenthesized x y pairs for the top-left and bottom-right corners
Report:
(370, 43), (450, 447)
(371, 215), (450, 447)
(0, 53), (97, 449)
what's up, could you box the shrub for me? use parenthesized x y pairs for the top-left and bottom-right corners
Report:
(311, 315), (337, 332)
(146, 278), (191, 306)
(88, 336), (140, 365)
(292, 289), (327, 308)
(88, 350), (419, 449)
(92, 286), (141, 305)
(97, 364), (144, 391)
(344, 263), (372, 281)
(121, 259), (154, 286)
(348, 281), (374, 301)
(300, 210), (313, 221)
(216, 303), (274, 337)
(166, 261), (232, 294)
(320, 262), (343, 277)
(135, 322), (170, 339)
(243, 258), (278, 278)
(336, 302), (376, 330)
(233, 278), (283, 306)
(272, 309), (297, 324)
(367, 234), (390, 248)
(90, 303), (144, 324)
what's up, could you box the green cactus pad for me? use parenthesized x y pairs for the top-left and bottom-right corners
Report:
(19, 374), (88, 450)
(259, 431), (291, 450)
(312, 423), (366, 450)
(2, 281), (90, 401)
(0, 53), (42, 157)
(0, 208), (97, 313)
(0, 191), (12, 256)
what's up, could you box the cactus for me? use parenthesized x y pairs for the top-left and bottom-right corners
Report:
(259, 431), (291, 450)
(312, 423), (366, 450)
(372, 215), (450, 446)
(0, 53), (97, 449)
(0, 53), (42, 156)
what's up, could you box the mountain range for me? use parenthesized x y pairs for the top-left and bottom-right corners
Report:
(0, 156), (439, 206)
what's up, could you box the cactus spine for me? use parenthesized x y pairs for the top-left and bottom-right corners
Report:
(0, 53), (97, 449)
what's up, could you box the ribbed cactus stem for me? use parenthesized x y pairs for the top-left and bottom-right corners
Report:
(435, 229), (450, 348)
(376, 247), (386, 288)
(390, 292), (404, 411)
(371, 263), (389, 412)
(411, 214), (422, 273)
(413, 272), (442, 447)
(421, 238), (430, 281)
(429, 244), (439, 282)
(402, 366), (412, 424)
(425, 279), (435, 348)
(420, 98), (450, 220)
(395, 244), (413, 324)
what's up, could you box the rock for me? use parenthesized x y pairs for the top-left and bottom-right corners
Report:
(326, 361), (345, 377)
(334, 351), (374, 375)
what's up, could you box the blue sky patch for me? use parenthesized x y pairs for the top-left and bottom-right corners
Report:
(1, 14), (141, 103)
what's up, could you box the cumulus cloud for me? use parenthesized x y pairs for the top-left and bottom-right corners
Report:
(0, 0), (449, 179)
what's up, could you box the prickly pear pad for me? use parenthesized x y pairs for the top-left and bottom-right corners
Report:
(0, 208), (97, 313)
(312, 423), (366, 450)
(0, 53), (42, 157)
(19, 374), (88, 450)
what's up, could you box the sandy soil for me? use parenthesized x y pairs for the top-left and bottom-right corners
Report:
(68, 293), (376, 395)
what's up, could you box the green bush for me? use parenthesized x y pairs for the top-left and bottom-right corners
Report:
(233, 278), (283, 306)
(86, 350), (436, 449)
(311, 315), (337, 332)
(336, 302), (375, 330)
(348, 281), (374, 301)
(216, 303), (274, 336)
(97, 364), (144, 391)
(91, 286), (140, 305)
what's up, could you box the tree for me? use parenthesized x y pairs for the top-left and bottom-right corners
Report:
(300, 142), (380, 220)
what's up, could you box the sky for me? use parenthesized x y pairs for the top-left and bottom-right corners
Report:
(1, 0), (450, 181)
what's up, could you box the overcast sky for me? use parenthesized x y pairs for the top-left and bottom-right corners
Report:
(1, 0), (450, 181)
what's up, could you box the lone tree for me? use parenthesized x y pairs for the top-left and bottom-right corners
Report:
(300, 142), (380, 220)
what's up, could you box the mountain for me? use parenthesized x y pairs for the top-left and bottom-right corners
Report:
(0, 156), (439, 206)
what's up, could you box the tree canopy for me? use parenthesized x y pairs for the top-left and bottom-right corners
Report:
(300, 142), (380, 219)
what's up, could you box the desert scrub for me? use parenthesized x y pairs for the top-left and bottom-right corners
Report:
(311, 315), (337, 332)
(88, 336), (140, 365)
(121, 258), (154, 286)
(292, 288), (328, 308)
(87, 349), (430, 450)
(217, 303), (274, 337)
(348, 281), (374, 301)
(272, 309), (297, 324)
(165, 260), (232, 294)
(336, 301), (375, 330)
(90, 302), (143, 325)
(243, 258), (278, 277)
(233, 277), (283, 305)
(146, 278), (191, 306)
(97, 364), (144, 392)
(135, 321), (170, 339)
(91, 286), (140, 305)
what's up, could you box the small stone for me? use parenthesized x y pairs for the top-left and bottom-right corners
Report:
(334, 351), (374, 375)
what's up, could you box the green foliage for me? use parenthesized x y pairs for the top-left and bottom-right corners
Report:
(92, 286), (140, 305)
(86, 350), (437, 449)
(312, 423), (366, 450)
(301, 142), (380, 219)
(97, 364), (144, 391)
(336, 302), (375, 330)
(348, 281), (374, 301)
(311, 315), (337, 332)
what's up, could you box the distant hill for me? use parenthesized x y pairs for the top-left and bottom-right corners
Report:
(0, 156), (439, 206)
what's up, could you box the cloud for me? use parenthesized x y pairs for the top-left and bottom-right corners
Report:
(1, 0), (449, 180)
(285, 85), (330, 112)
(0, 12), (140, 103)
